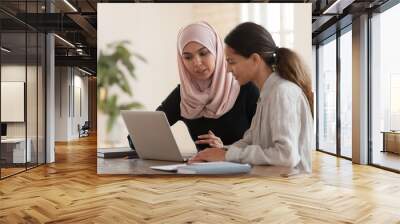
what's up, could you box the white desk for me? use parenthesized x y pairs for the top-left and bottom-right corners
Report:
(1, 138), (32, 163)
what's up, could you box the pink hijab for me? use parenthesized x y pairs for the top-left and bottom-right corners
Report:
(177, 22), (240, 119)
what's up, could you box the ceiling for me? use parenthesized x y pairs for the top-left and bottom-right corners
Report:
(0, 0), (394, 75)
(1, 0), (98, 74)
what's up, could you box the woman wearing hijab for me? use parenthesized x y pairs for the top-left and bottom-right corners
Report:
(189, 22), (314, 173)
(156, 21), (259, 151)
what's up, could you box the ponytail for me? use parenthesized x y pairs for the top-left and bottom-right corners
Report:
(275, 48), (314, 118)
(225, 22), (314, 117)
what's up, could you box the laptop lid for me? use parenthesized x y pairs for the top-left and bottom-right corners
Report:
(121, 110), (189, 162)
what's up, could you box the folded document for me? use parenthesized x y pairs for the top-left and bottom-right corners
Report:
(151, 161), (251, 174)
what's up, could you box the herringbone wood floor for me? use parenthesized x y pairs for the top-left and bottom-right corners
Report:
(1, 135), (400, 223)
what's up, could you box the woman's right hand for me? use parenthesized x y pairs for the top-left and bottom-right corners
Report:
(195, 130), (223, 148)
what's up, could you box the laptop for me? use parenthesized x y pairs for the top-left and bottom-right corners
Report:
(120, 110), (197, 162)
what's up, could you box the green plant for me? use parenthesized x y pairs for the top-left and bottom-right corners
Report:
(98, 41), (146, 132)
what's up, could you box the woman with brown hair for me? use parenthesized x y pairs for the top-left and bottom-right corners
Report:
(189, 22), (314, 173)
(128, 22), (259, 152)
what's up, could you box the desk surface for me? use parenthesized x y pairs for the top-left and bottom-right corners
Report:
(97, 157), (298, 177)
(381, 131), (400, 134)
(1, 138), (28, 143)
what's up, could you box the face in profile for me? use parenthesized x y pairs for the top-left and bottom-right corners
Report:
(225, 46), (254, 85)
(182, 41), (216, 81)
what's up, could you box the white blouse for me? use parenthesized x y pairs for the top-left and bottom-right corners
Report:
(225, 72), (314, 173)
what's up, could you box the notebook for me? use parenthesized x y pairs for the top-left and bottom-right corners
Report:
(150, 161), (251, 174)
(97, 148), (138, 158)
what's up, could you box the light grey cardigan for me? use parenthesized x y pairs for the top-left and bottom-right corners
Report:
(225, 72), (314, 173)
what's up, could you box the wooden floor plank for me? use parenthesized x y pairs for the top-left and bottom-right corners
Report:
(0, 134), (400, 223)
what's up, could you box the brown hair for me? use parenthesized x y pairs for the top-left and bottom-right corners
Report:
(224, 22), (314, 117)
(276, 47), (314, 117)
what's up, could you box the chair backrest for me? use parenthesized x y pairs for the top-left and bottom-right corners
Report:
(82, 121), (90, 130)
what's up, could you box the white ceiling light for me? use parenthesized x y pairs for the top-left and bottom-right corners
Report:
(1, 47), (11, 53)
(63, 0), (78, 12)
(54, 34), (75, 48)
(78, 67), (93, 76)
(323, 0), (354, 15)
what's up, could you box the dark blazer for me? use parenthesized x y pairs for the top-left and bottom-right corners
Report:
(156, 82), (259, 151)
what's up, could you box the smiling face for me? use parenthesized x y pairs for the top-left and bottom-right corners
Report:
(225, 45), (256, 85)
(181, 41), (216, 81)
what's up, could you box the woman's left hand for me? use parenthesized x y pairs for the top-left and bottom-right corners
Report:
(195, 130), (224, 148)
(188, 148), (227, 164)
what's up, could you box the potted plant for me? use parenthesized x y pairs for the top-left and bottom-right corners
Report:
(98, 41), (146, 136)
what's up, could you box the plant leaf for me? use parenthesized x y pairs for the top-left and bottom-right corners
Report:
(97, 41), (147, 133)
(119, 102), (143, 110)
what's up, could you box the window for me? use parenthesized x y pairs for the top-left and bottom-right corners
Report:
(317, 37), (337, 154)
(390, 74), (400, 130)
(0, 1), (47, 179)
(240, 4), (294, 48)
(340, 28), (352, 158)
(371, 2), (400, 171)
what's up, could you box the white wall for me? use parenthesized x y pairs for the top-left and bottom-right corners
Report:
(1, 65), (30, 138)
(55, 67), (89, 141)
(192, 3), (241, 39)
(98, 4), (195, 148)
(55, 67), (69, 141)
(72, 73), (89, 138)
(97, 3), (312, 148)
(293, 4), (312, 74)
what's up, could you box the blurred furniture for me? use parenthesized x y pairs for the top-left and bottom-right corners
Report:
(79, 121), (90, 138)
(0, 138), (32, 166)
(382, 131), (400, 154)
